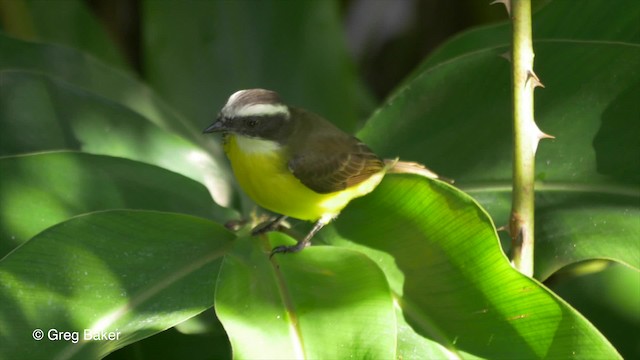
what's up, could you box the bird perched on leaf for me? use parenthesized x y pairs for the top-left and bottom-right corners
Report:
(204, 89), (444, 256)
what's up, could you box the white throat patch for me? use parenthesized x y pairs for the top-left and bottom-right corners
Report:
(234, 135), (282, 154)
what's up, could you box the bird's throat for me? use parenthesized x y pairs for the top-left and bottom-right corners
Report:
(230, 134), (282, 154)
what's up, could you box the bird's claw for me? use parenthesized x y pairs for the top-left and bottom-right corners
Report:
(269, 241), (308, 258)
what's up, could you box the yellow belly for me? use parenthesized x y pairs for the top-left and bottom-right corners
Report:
(224, 135), (385, 221)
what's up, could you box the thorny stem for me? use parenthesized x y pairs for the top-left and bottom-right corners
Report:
(509, 0), (547, 277)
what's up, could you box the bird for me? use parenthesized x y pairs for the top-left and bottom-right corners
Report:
(203, 89), (443, 256)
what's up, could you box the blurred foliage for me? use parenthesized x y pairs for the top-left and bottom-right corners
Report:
(0, 0), (638, 359)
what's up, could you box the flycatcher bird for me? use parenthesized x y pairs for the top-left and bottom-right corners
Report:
(204, 89), (442, 256)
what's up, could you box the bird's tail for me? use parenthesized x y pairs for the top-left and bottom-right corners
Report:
(384, 158), (454, 184)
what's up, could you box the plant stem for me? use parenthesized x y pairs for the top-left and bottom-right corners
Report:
(509, 0), (542, 277)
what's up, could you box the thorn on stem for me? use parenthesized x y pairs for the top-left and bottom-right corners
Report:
(500, 51), (511, 62)
(530, 122), (555, 154)
(496, 225), (510, 235)
(526, 70), (545, 88)
(509, 213), (524, 242)
(490, 0), (511, 16)
(537, 130), (555, 140)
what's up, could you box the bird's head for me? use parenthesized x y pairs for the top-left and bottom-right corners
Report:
(203, 89), (293, 142)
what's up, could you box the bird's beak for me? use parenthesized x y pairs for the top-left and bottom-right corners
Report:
(203, 117), (225, 133)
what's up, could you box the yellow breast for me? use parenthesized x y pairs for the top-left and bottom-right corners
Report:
(224, 134), (385, 222)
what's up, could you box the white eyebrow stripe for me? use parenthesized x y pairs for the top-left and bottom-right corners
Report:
(235, 103), (289, 117)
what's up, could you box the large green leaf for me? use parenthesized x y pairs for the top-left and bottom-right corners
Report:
(215, 232), (396, 359)
(359, 40), (640, 279)
(213, 173), (620, 358)
(395, 307), (471, 360)
(475, 190), (640, 280)
(0, 210), (234, 359)
(329, 175), (620, 358)
(142, 0), (367, 133)
(0, 69), (232, 205)
(359, 0), (640, 279)
(419, 0), (640, 73)
(1, 1), (635, 358)
(0, 151), (235, 258)
(0, 33), (206, 148)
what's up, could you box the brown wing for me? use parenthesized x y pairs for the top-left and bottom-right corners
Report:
(288, 137), (384, 194)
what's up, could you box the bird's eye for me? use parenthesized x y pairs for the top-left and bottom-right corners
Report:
(247, 118), (258, 127)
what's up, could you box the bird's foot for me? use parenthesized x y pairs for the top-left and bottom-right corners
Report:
(251, 215), (287, 236)
(269, 240), (309, 258)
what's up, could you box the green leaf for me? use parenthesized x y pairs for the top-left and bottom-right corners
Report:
(362, 1), (640, 280)
(142, 0), (366, 133)
(475, 190), (640, 280)
(420, 0), (640, 72)
(0, 33), (210, 152)
(0, 151), (235, 258)
(105, 324), (231, 360)
(358, 40), (640, 279)
(0, 210), (234, 359)
(215, 232), (396, 359)
(548, 263), (640, 360)
(2, 1), (636, 358)
(0, 69), (232, 205)
(395, 307), (477, 360)
(330, 175), (620, 358)
(22, 0), (129, 70)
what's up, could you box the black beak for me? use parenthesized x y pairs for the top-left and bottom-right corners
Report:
(203, 118), (225, 133)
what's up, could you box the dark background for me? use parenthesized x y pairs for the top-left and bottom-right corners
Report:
(84, 0), (505, 100)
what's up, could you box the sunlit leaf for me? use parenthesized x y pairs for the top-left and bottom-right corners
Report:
(359, 40), (640, 279)
(0, 70), (232, 206)
(329, 175), (620, 358)
(1, 0), (636, 358)
(105, 324), (231, 360)
(0, 210), (234, 359)
(215, 232), (396, 359)
(0, 151), (235, 258)
(0, 33), (206, 148)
